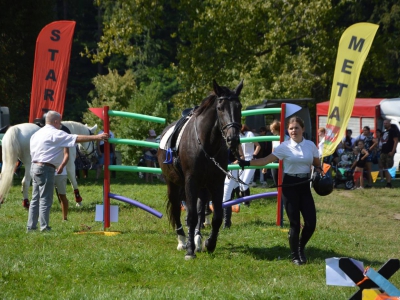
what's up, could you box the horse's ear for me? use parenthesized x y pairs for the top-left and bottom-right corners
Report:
(88, 124), (97, 133)
(234, 79), (244, 96)
(213, 79), (223, 96)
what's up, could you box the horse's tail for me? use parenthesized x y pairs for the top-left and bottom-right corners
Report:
(0, 126), (21, 201)
(166, 186), (185, 229)
(166, 199), (176, 228)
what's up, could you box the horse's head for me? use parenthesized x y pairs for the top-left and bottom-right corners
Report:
(213, 79), (243, 155)
(77, 124), (97, 159)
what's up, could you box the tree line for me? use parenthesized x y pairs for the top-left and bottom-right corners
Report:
(1, 0), (399, 164)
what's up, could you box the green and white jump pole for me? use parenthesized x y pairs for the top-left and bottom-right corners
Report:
(90, 106), (166, 230)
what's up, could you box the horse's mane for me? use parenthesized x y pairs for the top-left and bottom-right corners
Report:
(195, 85), (235, 116)
(195, 93), (217, 115)
(61, 121), (92, 135)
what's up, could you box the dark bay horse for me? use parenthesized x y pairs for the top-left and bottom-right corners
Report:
(157, 80), (243, 259)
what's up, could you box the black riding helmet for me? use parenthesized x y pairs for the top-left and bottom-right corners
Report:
(312, 171), (334, 196)
(33, 112), (48, 127)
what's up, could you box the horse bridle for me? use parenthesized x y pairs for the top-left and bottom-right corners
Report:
(79, 128), (97, 157)
(216, 95), (242, 140)
(193, 94), (246, 185)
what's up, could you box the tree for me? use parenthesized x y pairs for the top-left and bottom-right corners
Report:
(332, 0), (400, 98)
(82, 67), (170, 165)
(0, 0), (54, 124)
(88, 0), (336, 116)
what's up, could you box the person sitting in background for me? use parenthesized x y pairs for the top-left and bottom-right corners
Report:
(331, 142), (345, 166)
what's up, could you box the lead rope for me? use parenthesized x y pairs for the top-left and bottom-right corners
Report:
(194, 116), (247, 186)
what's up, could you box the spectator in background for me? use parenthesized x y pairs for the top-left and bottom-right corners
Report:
(222, 147), (242, 229)
(267, 120), (289, 187)
(318, 127), (325, 159)
(96, 129), (115, 180)
(253, 126), (272, 187)
(355, 126), (376, 188)
(144, 129), (158, 183)
(239, 124), (260, 206)
(351, 140), (369, 189)
(342, 129), (356, 152)
(380, 120), (399, 188)
(372, 129), (384, 181)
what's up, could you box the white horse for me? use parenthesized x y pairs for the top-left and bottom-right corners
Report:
(0, 121), (97, 208)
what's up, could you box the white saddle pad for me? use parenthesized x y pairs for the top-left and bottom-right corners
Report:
(159, 116), (192, 151)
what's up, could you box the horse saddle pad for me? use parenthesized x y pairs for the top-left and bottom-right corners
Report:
(159, 115), (192, 151)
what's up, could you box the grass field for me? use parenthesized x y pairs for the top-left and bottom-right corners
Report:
(1, 168), (399, 299)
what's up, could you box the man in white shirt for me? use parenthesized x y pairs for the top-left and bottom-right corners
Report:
(27, 111), (109, 232)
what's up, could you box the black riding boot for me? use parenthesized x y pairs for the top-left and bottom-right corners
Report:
(288, 229), (303, 265)
(243, 188), (250, 206)
(298, 228), (314, 264)
(223, 207), (232, 229)
(232, 187), (240, 199)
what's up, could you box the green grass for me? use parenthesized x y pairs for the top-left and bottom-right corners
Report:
(1, 169), (400, 299)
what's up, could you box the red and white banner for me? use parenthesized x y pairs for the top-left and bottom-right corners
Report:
(29, 21), (76, 123)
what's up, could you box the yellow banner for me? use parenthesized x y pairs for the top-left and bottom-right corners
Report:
(323, 23), (379, 157)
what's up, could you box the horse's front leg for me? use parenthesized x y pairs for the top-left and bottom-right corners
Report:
(205, 189), (223, 253)
(194, 196), (206, 253)
(184, 179), (202, 259)
(195, 187), (211, 252)
(176, 218), (186, 251)
(184, 200), (198, 259)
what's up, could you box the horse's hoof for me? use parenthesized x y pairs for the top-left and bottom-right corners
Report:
(177, 235), (187, 251)
(184, 254), (196, 260)
(194, 234), (202, 252)
(74, 189), (82, 202)
(177, 243), (187, 251)
(76, 202), (82, 207)
(205, 238), (217, 253)
(22, 199), (30, 210)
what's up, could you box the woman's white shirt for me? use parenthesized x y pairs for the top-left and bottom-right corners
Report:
(273, 138), (319, 174)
